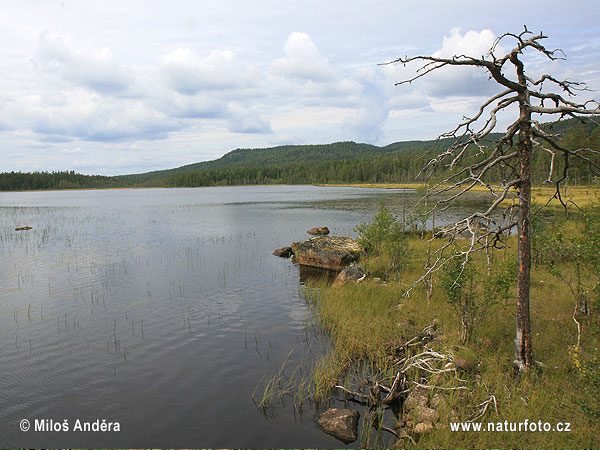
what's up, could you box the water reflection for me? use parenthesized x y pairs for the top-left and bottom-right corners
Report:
(297, 264), (339, 285)
(0, 185), (489, 448)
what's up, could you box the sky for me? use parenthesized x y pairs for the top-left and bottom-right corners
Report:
(0, 0), (599, 175)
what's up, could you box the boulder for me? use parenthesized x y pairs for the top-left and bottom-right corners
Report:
(410, 405), (440, 425)
(307, 226), (330, 235)
(430, 393), (447, 410)
(317, 408), (360, 443)
(272, 246), (293, 257)
(332, 265), (366, 287)
(291, 236), (364, 271)
(413, 422), (434, 434)
(404, 385), (429, 411)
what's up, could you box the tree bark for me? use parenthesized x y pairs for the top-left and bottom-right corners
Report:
(515, 96), (535, 371)
(389, 28), (600, 373)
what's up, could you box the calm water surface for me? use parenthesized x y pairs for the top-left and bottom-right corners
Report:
(0, 185), (474, 447)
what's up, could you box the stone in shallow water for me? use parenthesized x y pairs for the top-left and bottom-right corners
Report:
(333, 264), (366, 287)
(307, 226), (330, 235)
(272, 246), (293, 257)
(291, 236), (364, 270)
(317, 408), (360, 443)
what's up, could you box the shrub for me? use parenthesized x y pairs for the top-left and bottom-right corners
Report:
(570, 345), (600, 419)
(355, 200), (409, 274)
(440, 253), (515, 344)
(539, 202), (600, 315)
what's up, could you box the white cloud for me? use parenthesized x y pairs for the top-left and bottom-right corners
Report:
(383, 28), (505, 99)
(422, 28), (504, 97)
(434, 28), (501, 60)
(157, 91), (227, 119)
(59, 147), (85, 154)
(343, 101), (387, 143)
(271, 32), (335, 82)
(226, 103), (272, 134)
(0, 87), (177, 143)
(269, 32), (363, 111)
(32, 32), (132, 94)
(161, 48), (261, 95)
(0, 1), (597, 175)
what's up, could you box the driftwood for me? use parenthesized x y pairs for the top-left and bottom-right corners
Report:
(334, 324), (467, 409)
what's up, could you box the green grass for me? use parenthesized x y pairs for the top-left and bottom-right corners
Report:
(299, 223), (600, 448)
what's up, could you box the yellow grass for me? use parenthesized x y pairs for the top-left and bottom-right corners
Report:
(319, 183), (600, 208)
(302, 230), (600, 448)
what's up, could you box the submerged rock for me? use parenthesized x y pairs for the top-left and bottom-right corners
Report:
(291, 236), (364, 271)
(333, 264), (366, 287)
(272, 246), (293, 257)
(317, 408), (360, 443)
(307, 226), (330, 235)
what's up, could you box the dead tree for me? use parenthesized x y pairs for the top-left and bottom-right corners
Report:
(386, 27), (600, 371)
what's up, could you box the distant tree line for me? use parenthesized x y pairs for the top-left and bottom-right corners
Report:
(166, 123), (600, 187)
(1, 118), (598, 191)
(0, 170), (123, 191)
(165, 154), (427, 187)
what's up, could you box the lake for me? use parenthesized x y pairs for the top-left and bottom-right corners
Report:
(0, 185), (478, 447)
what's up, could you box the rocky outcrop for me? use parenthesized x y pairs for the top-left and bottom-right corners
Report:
(333, 265), (366, 287)
(317, 408), (359, 443)
(307, 226), (330, 235)
(272, 246), (293, 257)
(291, 236), (364, 270)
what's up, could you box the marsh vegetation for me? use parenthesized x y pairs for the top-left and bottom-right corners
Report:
(257, 194), (600, 448)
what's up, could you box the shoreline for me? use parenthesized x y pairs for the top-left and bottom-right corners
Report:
(1, 182), (599, 208)
(298, 208), (599, 447)
(319, 183), (600, 208)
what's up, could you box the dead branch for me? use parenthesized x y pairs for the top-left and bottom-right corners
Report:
(467, 395), (498, 422)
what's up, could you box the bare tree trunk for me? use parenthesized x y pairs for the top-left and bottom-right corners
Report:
(389, 28), (600, 373)
(515, 97), (535, 371)
(485, 217), (491, 276)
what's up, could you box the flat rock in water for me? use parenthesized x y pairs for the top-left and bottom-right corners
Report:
(307, 226), (330, 235)
(291, 236), (364, 270)
(317, 408), (359, 443)
(272, 246), (293, 257)
(333, 265), (366, 287)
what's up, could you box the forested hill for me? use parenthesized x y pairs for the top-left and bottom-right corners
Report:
(0, 117), (598, 191)
(113, 139), (455, 185)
